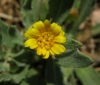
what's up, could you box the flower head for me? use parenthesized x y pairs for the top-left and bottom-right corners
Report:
(24, 20), (66, 59)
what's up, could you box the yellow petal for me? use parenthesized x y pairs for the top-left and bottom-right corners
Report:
(32, 21), (45, 32)
(32, 22), (38, 29)
(41, 47), (47, 55)
(24, 39), (37, 49)
(52, 26), (61, 35)
(44, 20), (51, 28)
(59, 44), (66, 52)
(24, 28), (40, 38)
(43, 51), (49, 59)
(54, 35), (66, 43)
(37, 21), (45, 32)
(51, 44), (61, 54)
(37, 47), (42, 55)
(59, 30), (65, 36)
(33, 21), (45, 32)
(50, 49), (55, 56)
(24, 28), (32, 38)
(24, 32), (31, 39)
(51, 44), (66, 54)
(50, 23), (58, 30)
(31, 28), (40, 36)
(30, 44), (38, 49)
(50, 23), (65, 36)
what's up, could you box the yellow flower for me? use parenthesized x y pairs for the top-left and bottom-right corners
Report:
(24, 20), (66, 59)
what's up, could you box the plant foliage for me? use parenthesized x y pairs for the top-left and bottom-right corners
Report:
(0, 0), (98, 85)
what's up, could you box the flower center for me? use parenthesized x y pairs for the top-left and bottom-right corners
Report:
(37, 31), (54, 50)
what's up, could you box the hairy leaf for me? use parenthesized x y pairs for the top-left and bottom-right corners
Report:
(12, 65), (29, 84)
(0, 73), (12, 82)
(55, 50), (93, 68)
(64, 38), (83, 50)
(21, 0), (41, 28)
(0, 62), (10, 72)
(0, 20), (23, 48)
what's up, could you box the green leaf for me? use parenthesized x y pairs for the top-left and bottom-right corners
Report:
(31, 0), (41, 21)
(21, 0), (41, 28)
(47, 84), (55, 85)
(0, 66), (29, 83)
(70, 72), (76, 85)
(65, 38), (83, 50)
(60, 67), (72, 85)
(64, 0), (81, 22)
(21, 0), (32, 10)
(10, 49), (25, 58)
(91, 23), (100, 36)
(70, 0), (95, 33)
(0, 73), (12, 82)
(0, 20), (23, 48)
(0, 20), (9, 47)
(45, 58), (58, 85)
(12, 65), (29, 84)
(26, 68), (46, 85)
(75, 67), (100, 85)
(11, 59), (26, 67)
(72, 0), (81, 10)
(0, 27), (2, 57)
(26, 68), (41, 85)
(0, 62), (10, 72)
(20, 81), (29, 85)
(48, 0), (74, 21)
(8, 26), (23, 45)
(55, 50), (93, 68)
(26, 68), (38, 78)
(45, 57), (65, 85)
(60, 67), (72, 80)
(39, 1), (49, 21)
(57, 0), (81, 24)
(57, 10), (69, 24)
